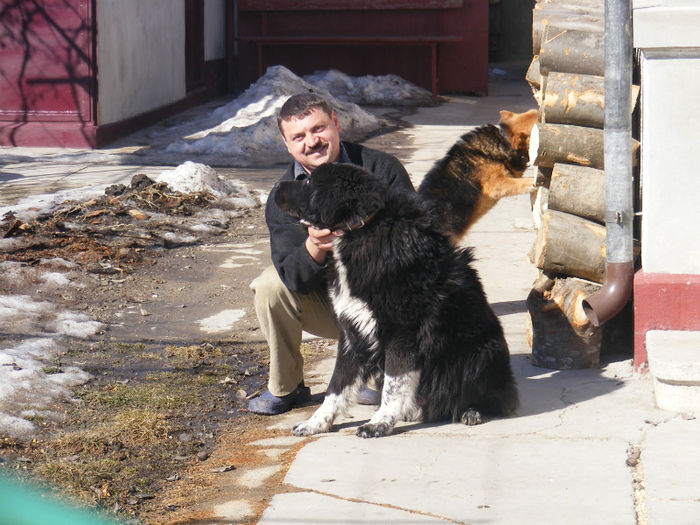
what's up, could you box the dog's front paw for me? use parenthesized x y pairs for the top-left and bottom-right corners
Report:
(292, 419), (329, 436)
(460, 408), (487, 426)
(356, 422), (393, 438)
(522, 177), (537, 190)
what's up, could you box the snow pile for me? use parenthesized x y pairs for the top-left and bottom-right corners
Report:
(165, 65), (382, 166)
(156, 161), (235, 196)
(155, 161), (258, 209)
(303, 69), (435, 106)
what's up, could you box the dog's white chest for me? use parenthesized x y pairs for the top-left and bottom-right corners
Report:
(330, 249), (378, 349)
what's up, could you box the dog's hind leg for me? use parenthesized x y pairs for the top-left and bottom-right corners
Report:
(459, 408), (487, 426)
(356, 370), (421, 438)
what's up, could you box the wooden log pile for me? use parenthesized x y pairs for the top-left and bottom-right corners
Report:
(526, 0), (639, 369)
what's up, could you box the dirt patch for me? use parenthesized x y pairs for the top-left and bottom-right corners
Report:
(1, 338), (333, 523)
(2, 174), (247, 269)
(0, 175), (335, 523)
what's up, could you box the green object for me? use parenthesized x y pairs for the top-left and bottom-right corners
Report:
(0, 476), (119, 525)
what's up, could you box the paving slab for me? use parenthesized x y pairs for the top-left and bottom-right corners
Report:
(237, 465), (283, 489)
(260, 492), (451, 524)
(211, 499), (254, 522)
(644, 416), (700, 525)
(276, 433), (635, 525)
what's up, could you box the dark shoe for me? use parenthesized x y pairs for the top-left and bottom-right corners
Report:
(248, 383), (311, 415)
(357, 385), (381, 406)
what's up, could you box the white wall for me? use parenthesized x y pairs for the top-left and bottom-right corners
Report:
(634, 2), (700, 275)
(204, 0), (226, 61)
(97, 0), (186, 125)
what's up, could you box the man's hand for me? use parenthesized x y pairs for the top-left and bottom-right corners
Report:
(305, 226), (341, 264)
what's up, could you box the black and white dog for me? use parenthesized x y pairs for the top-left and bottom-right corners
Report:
(275, 163), (519, 438)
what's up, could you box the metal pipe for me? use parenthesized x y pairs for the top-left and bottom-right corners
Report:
(582, 0), (634, 327)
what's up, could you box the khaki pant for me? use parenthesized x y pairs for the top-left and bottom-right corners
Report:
(250, 265), (338, 396)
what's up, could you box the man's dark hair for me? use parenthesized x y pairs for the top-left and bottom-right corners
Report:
(277, 93), (334, 133)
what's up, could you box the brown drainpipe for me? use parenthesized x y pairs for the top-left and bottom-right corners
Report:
(581, 0), (634, 327)
(583, 261), (634, 327)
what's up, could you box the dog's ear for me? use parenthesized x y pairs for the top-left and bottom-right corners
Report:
(499, 110), (514, 122)
(274, 179), (322, 225)
(274, 180), (303, 211)
(515, 109), (539, 132)
(499, 112), (516, 146)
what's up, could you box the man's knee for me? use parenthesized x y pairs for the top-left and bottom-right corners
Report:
(251, 266), (336, 339)
(251, 266), (295, 313)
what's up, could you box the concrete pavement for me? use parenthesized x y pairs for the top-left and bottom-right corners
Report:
(2, 65), (698, 525)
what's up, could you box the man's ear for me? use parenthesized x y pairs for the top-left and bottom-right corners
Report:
(279, 123), (293, 154)
(282, 137), (294, 156)
(331, 111), (341, 134)
(281, 139), (295, 157)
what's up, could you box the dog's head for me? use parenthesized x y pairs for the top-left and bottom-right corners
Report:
(499, 109), (539, 165)
(275, 163), (386, 230)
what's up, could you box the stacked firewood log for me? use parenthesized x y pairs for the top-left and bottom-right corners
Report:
(525, 0), (639, 369)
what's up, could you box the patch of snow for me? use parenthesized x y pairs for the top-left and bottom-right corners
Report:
(196, 309), (246, 333)
(0, 338), (57, 363)
(185, 223), (223, 235)
(0, 184), (109, 223)
(39, 257), (79, 269)
(489, 67), (509, 78)
(46, 311), (102, 339)
(0, 413), (37, 440)
(0, 295), (101, 338)
(0, 261), (31, 288)
(219, 194), (259, 209)
(161, 231), (198, 246)
(40, 272), (72, 288)
(47, 366), (93, 388)
(0, 237), (23, 253)
(0, 338), (92, 439)
(303, 69), (434, 106)
(153, 162), (260, 215)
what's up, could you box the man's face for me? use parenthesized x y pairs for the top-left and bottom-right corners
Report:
(280, 108), (342, 173)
